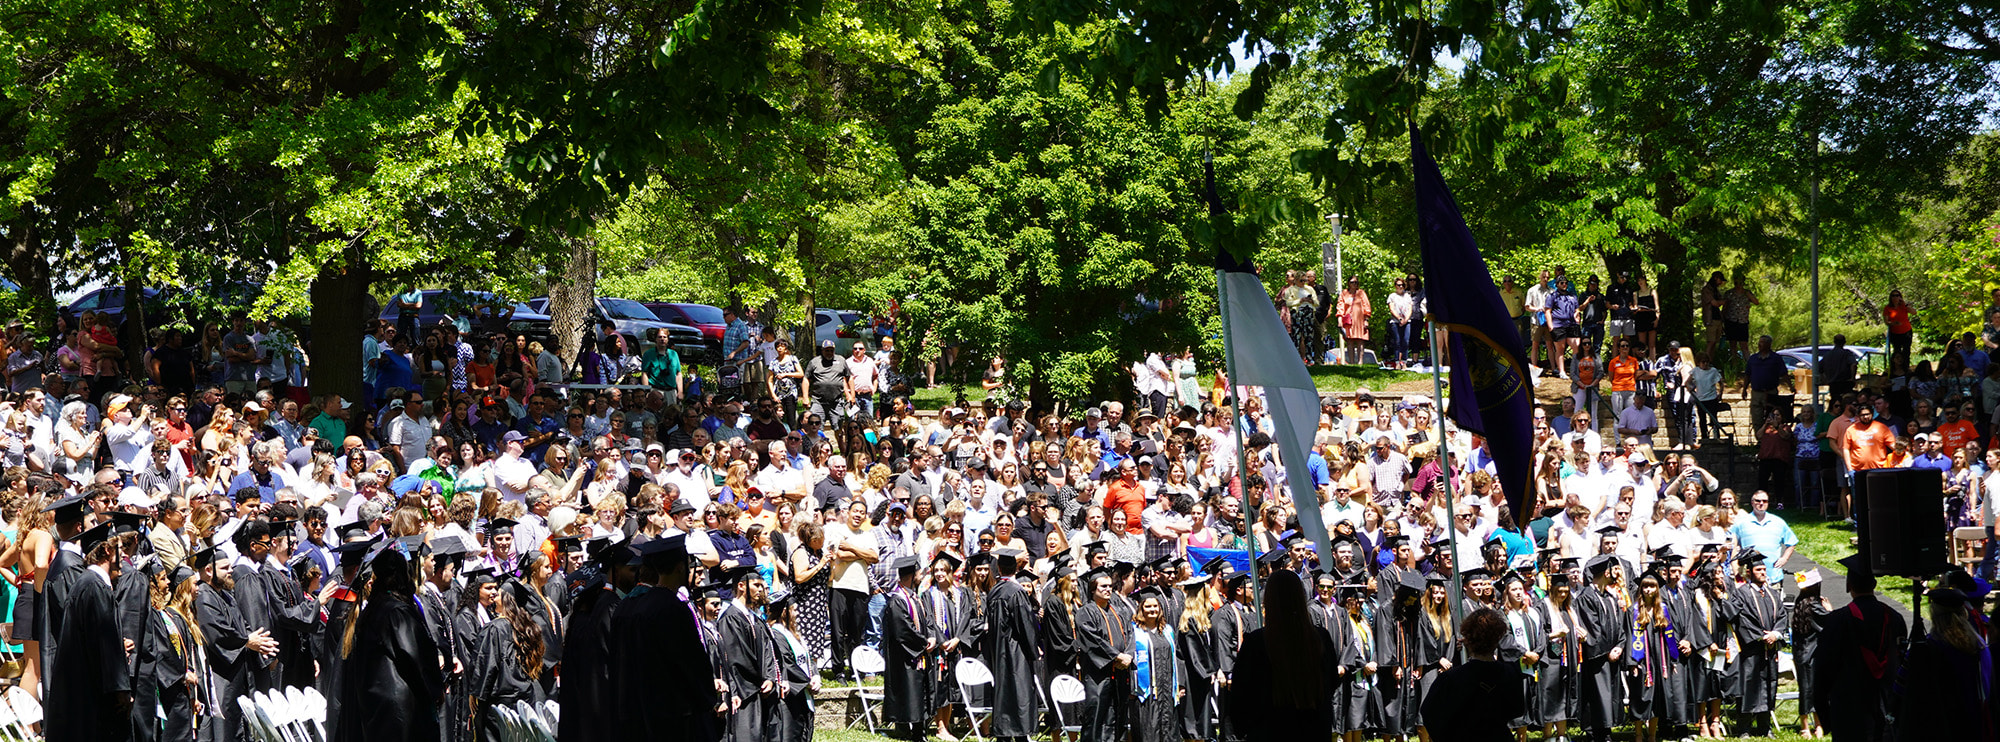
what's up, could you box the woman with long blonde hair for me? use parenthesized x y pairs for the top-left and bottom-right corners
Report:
(1625, 572), (1683, 742)
(1178, 582), (1223, 740)
(140, 562), (200, 741)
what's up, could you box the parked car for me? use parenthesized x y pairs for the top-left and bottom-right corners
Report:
(1777, 344), (1885, 374)
(378, 289), (553, 344)
(643, 302), (725, 363)
(814, 308), (877, 352)
(526, 296), (707, 362)
(63, 286), (165, 332)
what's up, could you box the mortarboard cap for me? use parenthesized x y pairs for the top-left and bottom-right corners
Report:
(107, 510), (147, 534)
(892, 555), (921, 573)
(1199, 555), (1232, 577)
(76, 521), (116, 554)
(1257, 548), (1288, 565)
(187, 547), (219, 570)
(931, 552), (963, 570)
(1395, 570), (1427, 596)
(1595, 524), (1624, 536)
(1584, 554), (1619, 577)
(1735, 549), (1767, 567)
(629, 534), (688, 566)
(42, 494), (87, 524)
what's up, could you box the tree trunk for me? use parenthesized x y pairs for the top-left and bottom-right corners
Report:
(547, 235), (598, 371)
(121, 250), (150, 384)
(795, 224), (817, 350)
(308, 261), (372, 403)
(4, 219), (57, 332)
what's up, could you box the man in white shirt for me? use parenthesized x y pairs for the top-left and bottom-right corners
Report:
(756, 440), (810, 510)
(1616, 394), (1659, 448)
(1647, 498), (1696, 560)
(386, 396), (435, 470)
(102, 395), (157, 475)
(490, 431), (539, 502)
(662, 449), (717, 512)
(662, 498), (718, 567)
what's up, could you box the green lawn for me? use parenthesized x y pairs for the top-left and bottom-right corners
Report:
(1784, 510), (1915, 608)
(904, 365), (1428, 412)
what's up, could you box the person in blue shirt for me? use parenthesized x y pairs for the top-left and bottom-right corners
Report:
(511, 392), (563, 463)
(1910, 433), (1953, 472)
(1729, 490), (1799, 584)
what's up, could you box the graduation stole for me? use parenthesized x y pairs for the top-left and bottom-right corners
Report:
(1349, 613), (1375, 689)
(1133, 626), (1156, 700)
(1849, 602), (1892, 680)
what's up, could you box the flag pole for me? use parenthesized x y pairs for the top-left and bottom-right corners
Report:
(1429, 319), (1467, 634)
(1216, 266), (1265, 612)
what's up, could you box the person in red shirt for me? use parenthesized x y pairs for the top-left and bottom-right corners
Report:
(1102, 458), (1147, 534)
(1884, 289), (1912, 368)
(1843, 406), (1896, 522)
(1608, 339), (1641, 419)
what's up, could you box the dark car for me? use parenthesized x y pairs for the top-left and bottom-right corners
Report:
(644, 302), (725, 360)
(377, 289), (553, 344)
(525, 296), (708, 363)
(63, 286), (166, 333)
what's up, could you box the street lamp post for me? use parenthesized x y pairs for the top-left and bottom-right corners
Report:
(1323, 212), (1343, 359)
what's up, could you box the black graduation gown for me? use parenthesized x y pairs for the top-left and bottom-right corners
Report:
(317, 587), (362, 726)
(512, 583), (563, 681)
(231, 561), (284, 690)
(40, 546), (84, 677)
(1540, 599), (1584, 724)
(1177, 617), (1221, 740)
(921, 586), (965, 714)
(1375, 603), (1417, 736)
(985, 578), (1040, 738)
(471, 620), (541, 742)
(135, 604), (195, 742)
(1223, 628), (1340, 741)
(1894, 634), (1995, 741)
(449, 605), (488, 742)
(332, 593), (447, 742)
(1076, 601), (1132, 742)
(1041, 597), (1081, 706)
(1812, 595), (1907, 742)
(767, 623), (814, 742)
(414, 586), (459, 738)
(1313, 603), (1361, 735)
(47, 569), (132, 742)
(555, 582), (617, 742)
(1337, 607), (1384, 733)
(1497, 604), (1552, 728)
(716, 602), (776, 742)
(1410, 610), (1455, 729)
(881, 587), (933, 725)
(1684, 588), (1735, 704)
(1211, 601), (1256, 741)
(1575, 585), (1629, 730)
(265, 564), (323, 691)
(1729, 582), (1787, 714)
(194, 582), (253, 742)
(1133, 624), (1179, 742)
(607, 584), (720, 742)
(1792, 597), (1829, 716)
(1625, 606), (1685, 722)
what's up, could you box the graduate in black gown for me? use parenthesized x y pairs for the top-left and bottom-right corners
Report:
(38, 493), (89, 697)
(1811, 555), (1906, 742)
(1420, 608), (1526, 742)
(1130, 587), (1180, 742)
(1575, 555), (1630, 742)
(1495, 572), (1551, 739)
(229, 519), (289, 692)
(1892, 586), (1994, 741)
(765, 591), (817, 742)
(1684, 561), (1736, 739)
(985, 548), (1040, 741)
(189, 545), (257, 742)
(46, 521), (133, 742)
(450, 566), (497, 742)
(1210, 572), (1257, 742)
(881, 555), (935, 741)
(262, 507), (325, 692)
(416, 537), (468, 741)
(1224, 570), (1339, 741)
(1176, 578), (1221, 742)
(716, 566), (778, 742)
(1540, 571), (1584, 740)
(1790, 569), (1830, 739)
(133, 555), (195, 742)
(470, 587), (544, 742)
(608, 534), (722, 742)
(507, 551), (564, 694)
(1307, 571), (1359, 737)
(1076, 566), (1133, 742)
(1334, 583), (1382, 742)
(1624, 568), (1685, 742)
(317, 527), (376, 723)
(333, 546), (447, 742)
(921, 553), (967, 737)
(1377, 570), (1426, 739)
(1410, 573), (1458, 735)
(556, 535), (629, 742)
(1728, 551), (1788, 737)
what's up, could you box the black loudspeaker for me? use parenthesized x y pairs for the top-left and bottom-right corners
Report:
(1860, 467), (1946, 577)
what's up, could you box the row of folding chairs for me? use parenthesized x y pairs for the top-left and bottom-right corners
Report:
(236, 687), (326, 742)
(844, 644), (1092, 742)
(487, 700), (561, 742)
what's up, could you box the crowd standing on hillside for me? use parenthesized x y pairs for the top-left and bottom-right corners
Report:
(2, 272), (1995, 742)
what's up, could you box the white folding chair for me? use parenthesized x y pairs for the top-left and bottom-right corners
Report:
(0, 688), (31, 742)
(235, 698), (267, 742)
(284, 686), (325, 742)
(1047, 674), (1085, 737)
(955, 657), (994, 742)
(542, 699), (561, 727)
(847, 645), (887, 733)
(4, 686), (41, 735)
(263, 690), (308, 742)
(514, 700), (553, 742)
(492, 706), (520, 742)
(0, 694), (25, 742)
(298, 686), (330, 730)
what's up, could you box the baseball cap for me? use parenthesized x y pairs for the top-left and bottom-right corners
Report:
(819, 340), (836, 349)
(501, 430), (527, 443)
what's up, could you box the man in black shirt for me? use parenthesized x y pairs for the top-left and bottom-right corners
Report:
(1578, 274), (1607, 358)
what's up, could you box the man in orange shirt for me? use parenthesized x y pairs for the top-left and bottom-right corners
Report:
(1937, 401), (1979, 459)
(1842, 406), (1895, 519)
(1102, 458), (1147, 534)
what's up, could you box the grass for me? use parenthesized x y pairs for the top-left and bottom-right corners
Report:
(1784, 509), (1917, 608)
(903, 365), (1429, 412)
